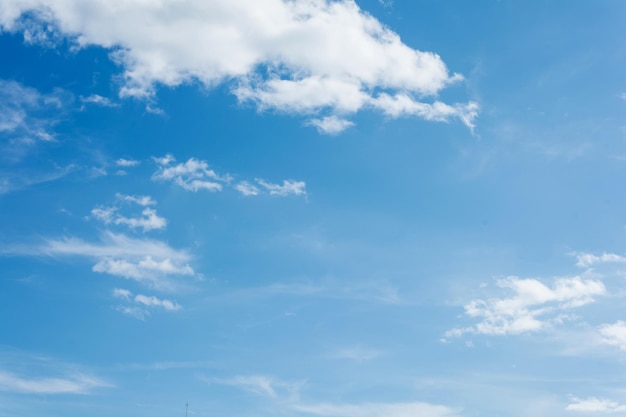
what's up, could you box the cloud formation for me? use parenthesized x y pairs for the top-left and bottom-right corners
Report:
(0, 370), (110, 395)
(152, 154), (228, 192)
(5, 231), (194, 289)
(113, 288), (181, 319)
(0, 0), (477, 131)
(445, 276), (605, 338)
(567, 397), (626, 413)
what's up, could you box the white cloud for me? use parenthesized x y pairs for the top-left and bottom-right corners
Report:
(567, 397), (626, 413)
(0, 80), (71, 161)
(93, 256), (194, 282)
(112, 287), (131, 300)
(80, 94), (117, 108)
(115, 158), (140, 167)
(256, 178), (307, 196)
(114, 289), (181, 318)
(134, 294), (181, 311)
(210, 375), (303, 401)
(573, 252), (626, 268)
(370, 94), (479, 131)
(116, 193), (155, 206)
(0, 0), (477, 131)
(152, 154), (228, 192)
(0, 370), (109, 395)
(294, 402), (461, 417)
(91, 196), (165, 232)
(445, 276), (606, 338)
(235, 181), (260, 196)
(92, 206), (166, 232)
(307, 116), (354, 134)
(5, 231), (194, 289)
(599, 321), (626, 351)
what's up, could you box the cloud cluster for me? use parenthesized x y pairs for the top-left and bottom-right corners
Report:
(445, 276), (605, 338)
(152, 154), (228, 192)
(113, 288), (181, 319)
(153, 154), (307, 197)
(0, 0), (477, 133)
(91, 193), (166, 232)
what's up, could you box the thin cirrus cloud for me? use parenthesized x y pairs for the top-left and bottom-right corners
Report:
(0, 79), (69, 153)
(0, 0), (478, 133)
(153, 154), (306, 197)
(212, 374), (461, 417)
(293, 402), (462, 417)
(444, 275), (605, 339)
(0, 371), (110, 395)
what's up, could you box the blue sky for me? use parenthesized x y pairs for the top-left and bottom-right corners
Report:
(1, 1), (626, 416)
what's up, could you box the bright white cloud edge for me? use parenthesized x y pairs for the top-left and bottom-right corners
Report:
(0, 0), (478, 131)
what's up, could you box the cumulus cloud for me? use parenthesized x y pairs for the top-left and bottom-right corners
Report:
(567, 397), (626, 413)
(307, 116), (354, 135)
(0, 0), (477, 131)
(152, 154), (228, 192)
(445, 276), (606, 338)
(598, 321), (626, 351)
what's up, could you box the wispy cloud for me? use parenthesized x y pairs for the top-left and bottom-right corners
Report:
(293, 402), (462, 417)
(153, 154), (306, 197)
(0, 164), (75, 195)
(567, 396), (626, 413)
(328, 346), (382, 362)
(0, 0), (476, 131)
(573, 252), (626, 269)
(445, 276), (605, 338)
(0, 371), (110, 395)
(0, 79), (70, 155)
(92, 206), (166, 232)
(113, 288), (181, 319)
(208, 375), (304, 401)
(0, 351), (112, 395)
(115, 158), (140, 168)
(80, 94), (117, 109)
(152, 154), (228, 192)
(255, 179), (307, 197)
(3, 231), (194, 289)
